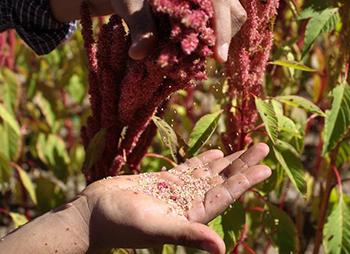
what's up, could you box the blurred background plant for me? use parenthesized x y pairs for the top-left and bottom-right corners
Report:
(0, 0), (350, 253)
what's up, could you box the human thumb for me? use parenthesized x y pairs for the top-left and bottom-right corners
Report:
(110, 0), (156, 60)
(172, 222), (226, 254)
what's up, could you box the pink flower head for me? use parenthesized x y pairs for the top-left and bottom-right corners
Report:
(81, 0), (215, 181)
(224, 0), (279, 151)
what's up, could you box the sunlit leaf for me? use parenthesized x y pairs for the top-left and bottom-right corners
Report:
(152, 116), (179, 161)
(187, 110), (222, 156)
(0, 123), (20, 161)
(302, 8), (339, 58)
(278, 115), (302, 139)
(275, 96), (325, 116)
(256, 98), (278, 144)
(269, 60), (316, 72)
(162, 245), (176, 254)
(337, 141), (350, 168)
(36, 134), (71, 181)
(273, 141), (307, 194)
(83, 129), (107, 173)
(323, 194), (350, 254)
(209, 215), (224, 238)
(265, 203), (300, 253)
(16, 166), (37, 205)
(109, 248), (130, 254)
(323, 83), (350, 154)
(9, 212), (28, 228)
(34, 92), (57, 130)
(0, 151), (11, 191)
(35, 174), (66, 213)
(0, 68), (19, 113)
(66, 75), (86, 103)
(0, 104), (20, 135)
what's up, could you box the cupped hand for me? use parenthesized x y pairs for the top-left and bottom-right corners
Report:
(110, 0), (247, 62)
(81, 143), (270, 254)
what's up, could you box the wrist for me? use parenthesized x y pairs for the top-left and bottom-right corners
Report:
(44, 195), (92, 253)
(0, 195), (91, 254)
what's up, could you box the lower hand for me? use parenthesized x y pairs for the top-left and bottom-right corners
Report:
(81, 143), (270, 253)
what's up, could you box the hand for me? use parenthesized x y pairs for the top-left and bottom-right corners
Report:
(110, 0), (247, 61)
(81, 143), (270, 253)
(50, 0), (247, 62)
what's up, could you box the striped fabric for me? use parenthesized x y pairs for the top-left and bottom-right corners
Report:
(0, 0), (77, 55)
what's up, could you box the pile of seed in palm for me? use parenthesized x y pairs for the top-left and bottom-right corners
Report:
(128, 165), (220, 216)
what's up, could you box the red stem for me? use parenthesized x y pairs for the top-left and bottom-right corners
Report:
(241, 242), (256, 254)
(279, 181), (290, 209)
(331, 164), (343, 194)
(144, 153), (177, 168)
(313, 150), (338, 254)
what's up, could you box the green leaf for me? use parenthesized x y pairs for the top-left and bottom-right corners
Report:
(16, 166), (37, 205)
(0, 151), (11, 191)
(275, 96), (325, 116)
(222, 203), (245, 250)
(278, 115), (302, 139)
(83, 129), (107, 172)
(337, 141), (350, 168)
(302, 8), (339, 58)
(323, 84), (350, 154)
(209, 215), (224, 238)
(9, 212), (28, 228)
(109, 249), (130, 254)
(152, 116), (179, 161)
(66, 74), (86, 103)
(269, 60), (316, 72)
(323, 195), (350, 254)
(187, 111), (222, 156)
(0, 104), (20, 135)
(35, 175), (66, 213)
(0, 123), (20, 161)
(34, 92), (57, 130)
(273, 141), (307, 194)
(255, 98), (278, 144)
(0, 68), (19, 113)
(161, 245), (176, 254)
(36, 134), (71, 181)
(69, 144), (86, 174)
(265, 203), (299, 253)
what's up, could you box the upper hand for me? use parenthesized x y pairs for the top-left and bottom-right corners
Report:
(111, 0), (247, 62)
(80, 143), (270, 254)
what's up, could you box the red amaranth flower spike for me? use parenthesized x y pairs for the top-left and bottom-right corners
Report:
(80, 0), (215, 182)
(0, 30), (16, 70)
(223, 0), (279, 152)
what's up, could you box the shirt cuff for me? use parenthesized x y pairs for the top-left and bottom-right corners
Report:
(12, 0), (77, 55)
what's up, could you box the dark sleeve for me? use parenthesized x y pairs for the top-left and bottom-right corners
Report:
(0, 0), (77, 55)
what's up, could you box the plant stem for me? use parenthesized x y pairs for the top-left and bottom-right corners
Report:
(144, 153), (178, 168)
(312, 151), (338, 254)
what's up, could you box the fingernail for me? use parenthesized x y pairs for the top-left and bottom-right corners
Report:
(258, 167), (272, 180)
(218, 43), (229, 62)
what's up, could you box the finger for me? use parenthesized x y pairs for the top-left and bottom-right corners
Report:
(223, 143), (269, 178)
(163, 221), (225, 254)
(188, 165), (271, 222)
(181, 149), (224, 169)
(111, 0), (156, 60)
(230, 0), (248, 37)
(207, 150), (245, 175)
(212, 0), (232, 62)
(180, 149), (224, 178)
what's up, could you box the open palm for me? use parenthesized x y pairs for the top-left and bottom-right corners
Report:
(82, 144), (271, 254)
